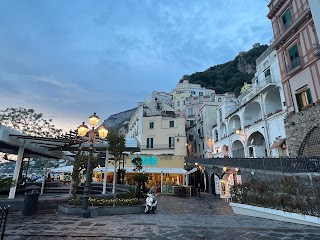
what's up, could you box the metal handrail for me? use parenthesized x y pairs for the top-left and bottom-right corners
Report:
(286, 57), (303, 74)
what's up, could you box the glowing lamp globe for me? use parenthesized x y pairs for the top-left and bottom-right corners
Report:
(89, 113), (100, 127)
(77, 122), (89, 137)
(98, 125), (108, 139)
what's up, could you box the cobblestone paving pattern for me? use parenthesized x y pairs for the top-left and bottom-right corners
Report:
(4, 194), (320, 239)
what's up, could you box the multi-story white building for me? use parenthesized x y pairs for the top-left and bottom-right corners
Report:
(171, 79), (217, 126)
(212, 47), (288, 158)
(186, 93), (234, 158)
(127, 96), (186, 156)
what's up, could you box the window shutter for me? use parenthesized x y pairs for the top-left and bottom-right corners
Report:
(295, 94), (302, 111)
(306, 89), (313, 105)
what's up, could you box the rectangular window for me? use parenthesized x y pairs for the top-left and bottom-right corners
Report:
(191, 91), (196, 95)
(149, 122), (154, 129)
(219, 109), (222, 122)
(264, 68), (271, 77)
(199, 92), (203, 96)
(282, 9), (292, 30)
(147, 138), (153, 149)
(188, 108), (194, 116)
(288, 44), (300, 69)
(177, 101), (180, 106)
(169, 120), (174, 128)
(189, 120), (195, 127)
(183, 100), (185, 105)
(296, 89), (313, 111)
(169, 137), (174, 148)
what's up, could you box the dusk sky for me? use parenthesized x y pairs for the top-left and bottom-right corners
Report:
(0, 0), (273, 132)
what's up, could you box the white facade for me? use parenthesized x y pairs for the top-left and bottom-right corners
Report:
(212, 48), (288, 158)
(308, 0), (320, 55)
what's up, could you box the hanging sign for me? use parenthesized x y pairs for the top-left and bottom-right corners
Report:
(131, 156), (158, 166)
(214, 175), (221, 194)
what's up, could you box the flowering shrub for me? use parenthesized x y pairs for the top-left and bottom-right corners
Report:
(230, 176), (320, 217)
(68, 197), (140, 206)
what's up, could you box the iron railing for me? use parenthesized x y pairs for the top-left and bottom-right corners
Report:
(185, 157), (320, 173)
(286, 57), (303, 74)
(141, 144), (175, 150)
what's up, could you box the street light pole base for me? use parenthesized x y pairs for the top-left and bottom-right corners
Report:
(80, 209), (90, 218)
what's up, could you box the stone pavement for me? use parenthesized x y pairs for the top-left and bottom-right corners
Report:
(4, 193), (320, 240)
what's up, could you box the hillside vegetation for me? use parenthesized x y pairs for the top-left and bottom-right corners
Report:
(185, 45), (268, 96)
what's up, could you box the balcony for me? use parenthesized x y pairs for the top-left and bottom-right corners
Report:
(314, 43), (320, 57)
(272, 3), (311, 48)
(286, 57), (303, 76)
(141, 144), (175, 150)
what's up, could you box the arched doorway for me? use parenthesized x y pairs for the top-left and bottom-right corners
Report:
(247, 131), (266, 157)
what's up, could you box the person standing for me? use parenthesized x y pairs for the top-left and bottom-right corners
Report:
(197, 182), (201, 196)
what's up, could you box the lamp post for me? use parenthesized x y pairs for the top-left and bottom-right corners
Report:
(77, 113), (108, 218)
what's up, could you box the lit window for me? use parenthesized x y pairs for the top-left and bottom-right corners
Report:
(296, 88), (313, 111)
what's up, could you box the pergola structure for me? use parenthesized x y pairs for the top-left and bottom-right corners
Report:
(0, 125), (140, 199)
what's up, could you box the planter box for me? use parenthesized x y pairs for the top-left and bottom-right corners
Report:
(59, 204), (145, 217)
(230, 202), (320, 227)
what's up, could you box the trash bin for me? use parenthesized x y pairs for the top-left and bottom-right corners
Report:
(21, 185), (41, 216)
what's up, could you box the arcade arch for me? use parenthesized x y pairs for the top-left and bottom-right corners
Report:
(244, 102), (262, 127)
(247, 131), (266, 157)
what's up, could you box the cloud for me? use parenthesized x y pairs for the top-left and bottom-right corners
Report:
(0, 0), (273, 130)
(25, 75), (75, 88)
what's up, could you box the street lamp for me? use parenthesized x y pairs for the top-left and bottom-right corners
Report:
(77, 112), (108, 218)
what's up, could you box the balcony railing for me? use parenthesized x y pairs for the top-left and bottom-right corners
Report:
(273, 2), (310, 47)
(286, 57), (303, 75)
(265, 75), (272, 84)
(141, 144), (175, 150)
(314, 43), (320, 57)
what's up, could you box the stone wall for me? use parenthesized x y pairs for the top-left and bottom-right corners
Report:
(284, 103), (320, 156)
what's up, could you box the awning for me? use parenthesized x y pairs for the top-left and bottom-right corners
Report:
(50, 165), (74, 173)
(186, 167), (198, 175)
(93, 167), (187, 174)
(270, 138), (286, 149)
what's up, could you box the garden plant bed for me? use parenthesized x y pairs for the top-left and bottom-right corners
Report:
(230, 202), (320, 227)
(58, 204), (145, 217)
